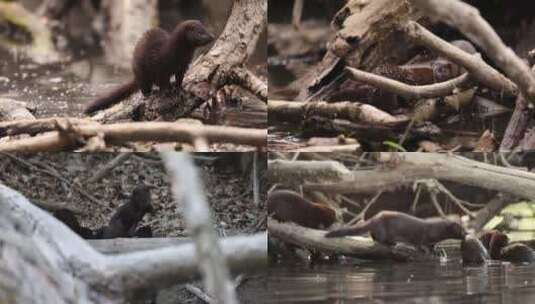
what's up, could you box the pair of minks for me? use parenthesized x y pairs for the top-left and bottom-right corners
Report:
(54, 184), (153, 239)
(269, 190), (535, 263)
(268, 190), (466, 253)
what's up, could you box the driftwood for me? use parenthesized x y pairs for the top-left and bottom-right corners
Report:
(0, 120), (266, 152)
(269, 100), (410, 127)
(268, 219), (422, 261)
(298, 153), (535, 201)
(345, 67), (471, 100)
(0, 165), (266, 303)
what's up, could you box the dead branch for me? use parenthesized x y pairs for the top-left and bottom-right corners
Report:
(302, 153), (535, 202)
(269, 100), (410, 127)
(185, 0), (266, 89)
(268, 219), (421, 261)
(408, 0), (535, 104)
(401, 21), (517, 97)
(0, 121), (266, 152)
(345, 67), (471, 100)
(102, 233), (267, 294)
(289, 144), (361, 153)
(161, 152), (238, 304)
(267, 159), (352, 187)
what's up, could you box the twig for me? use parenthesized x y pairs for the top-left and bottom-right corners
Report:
(87, 153), (131, 183)
(185, 284), (216, 304)
(347, 191), (383, 225)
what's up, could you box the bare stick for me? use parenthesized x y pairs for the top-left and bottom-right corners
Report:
(1, 152), (109, 209)
(345, 67), (471, 100)
(186, 284), (216, 304)
(407, 0), (535, 103)
(87, 153), (131, 183)
(347, 191), (383, 225)
(161, 152), (238, 304)
(292, 0), (304, 29)
(402, 21), (517, 97)
(0, 121), (266, 152)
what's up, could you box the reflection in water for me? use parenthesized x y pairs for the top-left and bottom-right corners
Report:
(267, 256), (535, 303)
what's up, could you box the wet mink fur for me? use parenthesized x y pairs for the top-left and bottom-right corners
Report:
(325, 211), (466, 251)
(268, 190), (337, 229)
(97, 185), (154, 239)
(84, 20), (214, 114)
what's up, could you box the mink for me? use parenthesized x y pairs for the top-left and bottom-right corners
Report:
(461, 234), (490, 265)
(84, 20), (214, 114)
(53, 209), (96, 239)
(99, 185), (154, 239)
(268, 190), (337, 229)
(325, 211), (466, 251)
(479, 230), (535, 263)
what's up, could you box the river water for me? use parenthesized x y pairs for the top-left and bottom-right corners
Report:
(266, 246), (535, 304)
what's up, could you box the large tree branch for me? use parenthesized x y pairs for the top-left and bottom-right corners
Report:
(0, 120), (266, 152)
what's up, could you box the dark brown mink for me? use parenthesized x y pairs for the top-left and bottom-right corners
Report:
(84, 20), (214, 114)
(461, 234), (490, 265)
(268, 190), (337, 229)
(479, 230), (535, 263)
(98, 185), (154, 239)
(325, 211), (466, 251)
(53, 209), (96, 239)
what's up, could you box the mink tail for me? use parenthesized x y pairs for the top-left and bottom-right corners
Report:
(325, 220), (373, 238)
(84, 80), (138, 114)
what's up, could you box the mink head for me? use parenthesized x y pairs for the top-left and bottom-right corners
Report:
(446, 221), (467, 239)
(489, 231), (509, 259)
(131, 185), (154, 213)
(180, 20), (214, 46)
